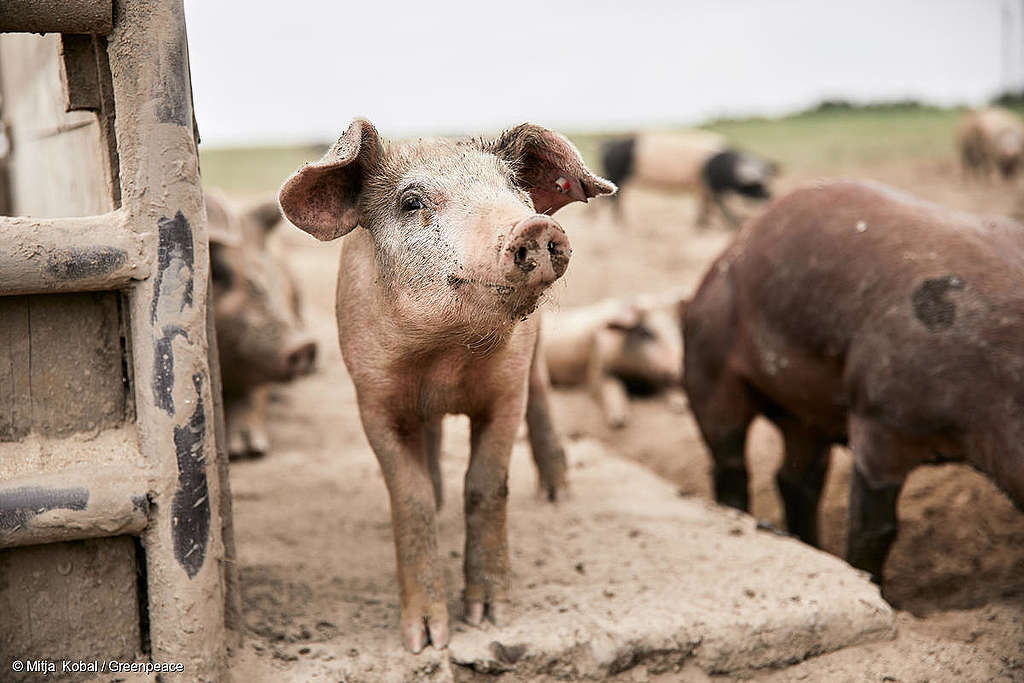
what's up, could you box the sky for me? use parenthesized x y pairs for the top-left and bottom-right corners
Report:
(184, 0), (1017, 147)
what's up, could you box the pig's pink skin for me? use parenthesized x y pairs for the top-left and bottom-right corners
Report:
(279, 118), (614, 653)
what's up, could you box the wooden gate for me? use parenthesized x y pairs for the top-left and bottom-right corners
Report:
(0, 1), (235, 679)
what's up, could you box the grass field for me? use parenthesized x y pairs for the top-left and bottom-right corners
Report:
(199, 104), (1023, 197)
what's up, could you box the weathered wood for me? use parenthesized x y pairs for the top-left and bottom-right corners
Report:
(107, 0), (228, 676)
(0, 466), (149, 548)
(0, 212), (150, 294)
(0, 0), (114, 35)
(0, 33), (116, 216)
(0, 292), (128, 440)
(0, 537), (141, 677)
(60, 34), (101, 111)
(0, 2), (230, 676)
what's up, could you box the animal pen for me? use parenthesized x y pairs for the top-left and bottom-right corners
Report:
(0, 1), (235, 679)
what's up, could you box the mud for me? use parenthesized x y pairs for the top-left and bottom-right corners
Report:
(225, 155), (1024, 681)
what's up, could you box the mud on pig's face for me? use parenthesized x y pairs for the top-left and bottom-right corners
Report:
(278, 119), (616, 332)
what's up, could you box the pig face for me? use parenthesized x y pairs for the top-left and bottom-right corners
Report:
(606, 297), (686, 392)
(733, 157), (775, 199)
(208, 197), (317, 392)
(279, 119), (615, 340)
(996, 129), (1023, 178)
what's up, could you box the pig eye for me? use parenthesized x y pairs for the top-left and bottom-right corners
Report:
(401, 195), (424, 212)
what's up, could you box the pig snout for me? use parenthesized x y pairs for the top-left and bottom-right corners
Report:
(502, 215), (571, 287)
(279, 339), (317, 380)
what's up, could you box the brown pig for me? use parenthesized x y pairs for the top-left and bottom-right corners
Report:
(205, 191), (317, 459)
(278, 118), (614, 652)
(958, 106), (1024, 180)
(542, 290), (688, 428)
(684, 180), (1024, 584)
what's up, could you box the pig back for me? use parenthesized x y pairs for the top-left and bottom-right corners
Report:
(729, 180), (1024, 450)
(632, 131), (726, 189)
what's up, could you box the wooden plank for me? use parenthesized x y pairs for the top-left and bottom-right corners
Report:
(0, 0), (113, 35)
(0, 298), (31, 441)
(28, 293), (127, 437)
(0, 537), (141, 674)
(0, 34), (114, 217)
(0, 293), (127, 441)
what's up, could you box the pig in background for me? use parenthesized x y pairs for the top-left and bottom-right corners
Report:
(684, 179), (1024, 585)
(601, 130), (777, 227)
(205, 191), (318, 460)
(542, 290), (688, 429)
(278, 118), (615, 653)
(958, 106), (1024, 181)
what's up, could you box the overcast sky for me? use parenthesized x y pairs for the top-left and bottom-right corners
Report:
(184, 0), (1015, 147)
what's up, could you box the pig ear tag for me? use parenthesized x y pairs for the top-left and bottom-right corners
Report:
(555, 177), (571, 194)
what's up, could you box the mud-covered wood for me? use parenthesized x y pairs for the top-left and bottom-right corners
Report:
(0, 466), (149, 548)
(0, 537), (141, 680)
(0, 0), (114, 35)
(0, 213), (150, 295)
(0, 292), (128, 441)
(60, 35), (101, 111)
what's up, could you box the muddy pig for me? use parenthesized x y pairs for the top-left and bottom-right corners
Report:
(958, 107), (1024, 181)
(684, 179), (1024, 584)
(278, 118), (614, 652)
(543, 290), (688, 428)
(205, 191), (317, 459)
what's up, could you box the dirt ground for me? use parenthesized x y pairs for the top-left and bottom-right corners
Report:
(226, 156), (1024, 681)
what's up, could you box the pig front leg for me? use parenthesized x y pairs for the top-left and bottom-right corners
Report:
(463, 408), (520, 627)
(713, 192), (740, 228)
(586, 330), (630, 428)
(361, 409), (449, 653)
(846, 416), (907, 585)
(225, 386), (270, 459)
(424, 418), (444, 509)
(776, 418), (831, 547)
(526, 326), (567, 501)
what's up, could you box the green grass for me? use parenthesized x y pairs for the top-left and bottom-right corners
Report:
(699, 106), (965, 170)
(199, 144), (327, 196)
(200, 105), (1024, 196)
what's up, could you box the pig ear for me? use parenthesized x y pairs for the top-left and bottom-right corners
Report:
(278, 118), (383, 241)
(246, 200), (283, 233)
(605, 304), (642, 331)
(488, 124), (616, 215)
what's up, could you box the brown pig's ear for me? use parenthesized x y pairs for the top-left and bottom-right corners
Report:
(278, 118), (383, 241)
(488, 124), (617, 215)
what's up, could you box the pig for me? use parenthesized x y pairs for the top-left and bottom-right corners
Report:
(697, 150), (777, 227)
(601, 130), (775, 227)
(684, 179), (1024, 585)
(542, 291), (688, 428)
(205, 191), (318, 460)
(958, 107), (1024, 180)
(278, 118), (614, 652)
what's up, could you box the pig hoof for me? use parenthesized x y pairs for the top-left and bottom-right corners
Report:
(228, 446), (267, 461)
(465, 599), (509, 628)
(402, 613), (449, 653)
(488, 600), (509, 627)
(403, 619), (427, 654)
(465, 600), (486, 627)
(399, 606), (448, 655)
(428, 615), (449, 649)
